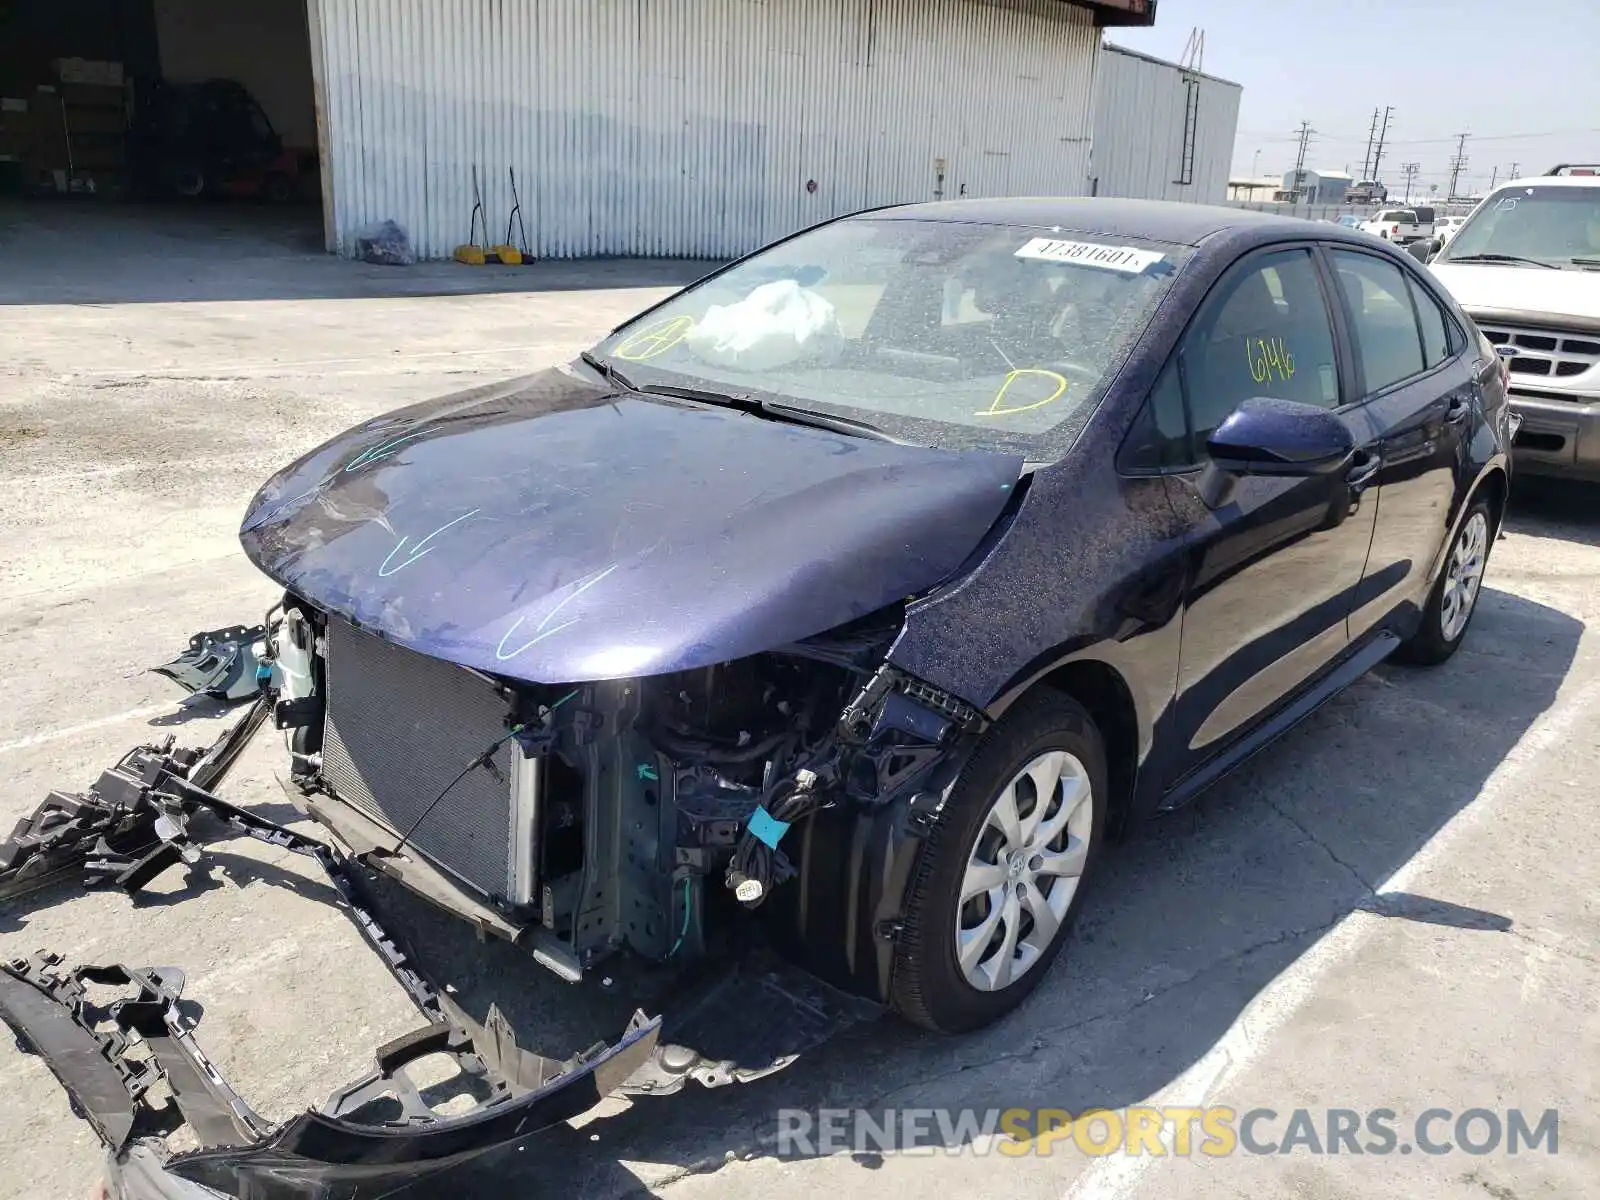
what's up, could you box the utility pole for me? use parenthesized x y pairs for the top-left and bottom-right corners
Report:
(1371, 105), (1394, 180)
(1291, 120), (1315, 201)
(1402, 161), (1420, 202)
(1510, 161), (1520, 181)
(1447, 133), (1470, 200)
(1361, 107), (1380, 181)
(1489, 165), (1498, 190)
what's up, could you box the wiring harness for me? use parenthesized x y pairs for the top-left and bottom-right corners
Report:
(723, 766), (830, 908)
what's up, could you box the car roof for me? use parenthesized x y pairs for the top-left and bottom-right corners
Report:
(863, 197), (1322, 248)
(1501, 174), (1600, 189)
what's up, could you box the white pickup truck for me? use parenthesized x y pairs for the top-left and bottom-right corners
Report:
(1360, 208), (1424, 243)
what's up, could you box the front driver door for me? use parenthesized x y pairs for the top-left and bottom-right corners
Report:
(1157, 245), (1380, 784)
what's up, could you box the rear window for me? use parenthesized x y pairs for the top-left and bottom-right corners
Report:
(1379, 211), (1417, 223)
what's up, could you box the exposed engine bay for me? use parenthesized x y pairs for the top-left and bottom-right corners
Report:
(272, 595), (981, 987)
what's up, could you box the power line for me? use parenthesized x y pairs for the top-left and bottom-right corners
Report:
(1236, 124), (1600, 147)
(1447, 133), (1470, 200)
(1290, 120), (1315, 199)
(1361, 108), (1380, 181)
(1371, 106), (1394, 178)
(1402, 162), (1421, 202)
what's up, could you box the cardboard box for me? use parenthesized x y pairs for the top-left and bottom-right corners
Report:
(54, 58), (124, 88)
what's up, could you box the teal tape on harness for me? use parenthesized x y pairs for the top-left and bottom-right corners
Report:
(747, 805), (790, 850)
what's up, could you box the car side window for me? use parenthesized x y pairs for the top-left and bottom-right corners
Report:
(1408, 276), (1455, 367)
(1328, 249), (1426, 392)
(1178, 248), (1342, 447)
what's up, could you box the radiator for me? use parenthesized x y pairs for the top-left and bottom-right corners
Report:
(320, 617), (537, 904)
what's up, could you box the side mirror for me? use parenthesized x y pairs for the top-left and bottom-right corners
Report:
(1205, 398), (1355, 476)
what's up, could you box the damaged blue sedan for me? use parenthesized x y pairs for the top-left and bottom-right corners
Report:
(1, 198), (1513, 1198)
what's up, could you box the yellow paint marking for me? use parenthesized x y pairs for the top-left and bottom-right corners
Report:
(976, 368), (1069, 417)
(615, 315), (694, 362)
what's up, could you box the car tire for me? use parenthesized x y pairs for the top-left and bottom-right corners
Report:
(1394, 497), (1495, 666)
(890, 689), (1107, 1034)
(263, 172), (295, 204)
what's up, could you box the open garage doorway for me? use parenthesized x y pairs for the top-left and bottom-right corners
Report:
(0, 0), (325, 257)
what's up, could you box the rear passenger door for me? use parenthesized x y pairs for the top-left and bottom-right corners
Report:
(1323, 248), (1478, 637)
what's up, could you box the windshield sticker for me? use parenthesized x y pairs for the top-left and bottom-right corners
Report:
(1014, 238), (1166, 274)
(1246, 336), (1296, 385)
(976, 368), (1068, 417)
(615, 315), (694, 362)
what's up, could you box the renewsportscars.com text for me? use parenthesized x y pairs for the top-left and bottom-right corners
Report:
(775, 1106), (1559, 1158)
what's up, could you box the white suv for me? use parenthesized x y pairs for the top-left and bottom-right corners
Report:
(1428, 171), (1600, 480)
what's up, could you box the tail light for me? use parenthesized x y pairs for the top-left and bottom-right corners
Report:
(1392, 224), (1401, 235)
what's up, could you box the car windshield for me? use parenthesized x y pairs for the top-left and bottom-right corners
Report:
(1437, 185), (1600, 268)
(587, 216), (1189, 458)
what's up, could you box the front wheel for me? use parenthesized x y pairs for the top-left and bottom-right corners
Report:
(1395, 498), (1494, 665)
(891, 691), (1106, 1034)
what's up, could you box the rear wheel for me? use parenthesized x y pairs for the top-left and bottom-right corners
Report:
(1395, 498), (1494, 665)
(891, 691), (1106, 1034)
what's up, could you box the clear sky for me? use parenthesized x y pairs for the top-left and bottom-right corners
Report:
(1109, 0), (1600, 195)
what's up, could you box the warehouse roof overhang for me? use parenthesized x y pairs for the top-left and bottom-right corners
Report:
(1054, 0), (1157, 27)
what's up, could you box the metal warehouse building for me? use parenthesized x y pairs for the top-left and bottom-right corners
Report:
(312, 0), (1159, 259)
(4, 0), (1250, 262)
(1091, 43), (1241, 204)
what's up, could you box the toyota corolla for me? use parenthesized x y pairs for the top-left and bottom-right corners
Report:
(1, 198), (1512, 1199)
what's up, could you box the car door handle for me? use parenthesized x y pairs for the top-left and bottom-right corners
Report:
(1346, 450), (1382, 488)
(1445, 395), (1472, 424)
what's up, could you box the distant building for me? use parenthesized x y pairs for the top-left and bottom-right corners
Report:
(1227, 177), (1281, 202)
(1280, 168), (1353, 204)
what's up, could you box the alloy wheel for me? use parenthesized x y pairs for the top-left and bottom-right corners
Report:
(1440, 510), (1489, 642)
(956, 749), (1094, 992)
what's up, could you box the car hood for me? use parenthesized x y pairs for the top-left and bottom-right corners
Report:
(1429, 262), (1600, 326)
(239, 365), (1024, 683)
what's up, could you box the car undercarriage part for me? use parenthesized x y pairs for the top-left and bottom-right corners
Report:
(0, 716), (881, 1198)
(150, 624), (272, 705)
(0, 697), (269, 902)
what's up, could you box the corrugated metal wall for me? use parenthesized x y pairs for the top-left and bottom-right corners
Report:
(309, 0), (1100, 260)
(1090, 44), (1240, 205)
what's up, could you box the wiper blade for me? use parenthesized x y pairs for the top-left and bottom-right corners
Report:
(762, 399), (902, 443)
(1570, 256), (1600, 269)
(634, 383), (900, 443)
(1444, 253), (1558, 269)
(579, 350), (635, 391)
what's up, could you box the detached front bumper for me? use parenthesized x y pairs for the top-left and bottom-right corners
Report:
(0, 710), (664, 1200)
(2, 876), (661, 1200)
(1, 701), (881, 1200)
(3, 955), (660, 1200)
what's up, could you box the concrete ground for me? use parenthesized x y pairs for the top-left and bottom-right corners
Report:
(1, 202), (1597, 1200)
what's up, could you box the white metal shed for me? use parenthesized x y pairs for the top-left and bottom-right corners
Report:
(304, 0), (1154, 259)
(1090, 43), (1241, 205)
